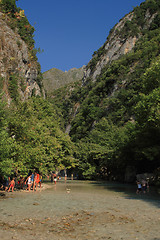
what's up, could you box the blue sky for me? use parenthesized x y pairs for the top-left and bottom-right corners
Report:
(17, 0), (144, 73)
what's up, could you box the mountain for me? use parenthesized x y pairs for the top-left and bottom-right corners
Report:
(42, 66), (85, 94)
(51, 0), (160, 181)
(0, 1), (44, 104)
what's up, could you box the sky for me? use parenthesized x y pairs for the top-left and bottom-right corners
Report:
(17, 0), (144, 73)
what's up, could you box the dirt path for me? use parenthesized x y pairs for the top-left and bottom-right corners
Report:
(0, 181), (160, 240)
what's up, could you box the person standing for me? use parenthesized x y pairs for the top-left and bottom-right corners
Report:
(53, 173), (57, 185)
(71, 173), (73, 181)
(142, 179), (147, 194)
(65, 173), (67, 182)
(31, 172), (34, 190)
(34, 173), (40, 191)
(8, 178), (15, 192)
(33, 172), (37, 192)
(25, 175), (32, 192)
(136, 181), (142, 194)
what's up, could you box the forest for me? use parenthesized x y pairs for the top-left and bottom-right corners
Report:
(0, 0), (160, 185)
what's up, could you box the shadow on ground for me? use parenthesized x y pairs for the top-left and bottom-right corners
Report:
(89, 180), (160, 208)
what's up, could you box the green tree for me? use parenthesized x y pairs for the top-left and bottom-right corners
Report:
(0, 96), (14, 176)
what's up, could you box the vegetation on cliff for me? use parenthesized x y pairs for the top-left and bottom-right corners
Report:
(0, 0), (43, 96)
(0, 0), (36, 59)
(50, 0), (160, 183)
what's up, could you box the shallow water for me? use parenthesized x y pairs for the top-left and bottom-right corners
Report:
(0, 180), (160, 240)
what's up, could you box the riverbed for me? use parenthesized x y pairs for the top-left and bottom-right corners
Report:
(0, 180), (160, 240)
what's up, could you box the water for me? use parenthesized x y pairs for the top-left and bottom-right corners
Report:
(0, 180), (160, 240)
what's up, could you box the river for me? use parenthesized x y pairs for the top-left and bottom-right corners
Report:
(0, 180), (160, 240)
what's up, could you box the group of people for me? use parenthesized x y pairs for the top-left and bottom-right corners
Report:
(136, 179), (149, 194)
(0, 170), (66, 193)
(0, 172), (42, 193)
(25, 172), (42, 192)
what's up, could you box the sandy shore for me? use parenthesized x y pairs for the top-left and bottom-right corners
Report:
(0, 181), (160, 240)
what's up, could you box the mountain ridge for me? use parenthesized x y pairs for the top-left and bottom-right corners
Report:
(42, 65), (85, 93)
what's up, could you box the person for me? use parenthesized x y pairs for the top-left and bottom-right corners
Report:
(8, 178), (15, 192)
(71, 173), (73, 181)
(34, 172), (40, 191)
(53, 173), (57, 185)
(30, 172), (35, 191)
(19, 176), (24, 189)
(65, 173), (67, 182)
(136, 180), (142, 194)
(142, 179), (147, 194)
(2, 176), (10, 191)
(25, 175), (32, 192)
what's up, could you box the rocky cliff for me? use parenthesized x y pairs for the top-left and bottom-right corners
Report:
(0, 11), (44, 104)
(83, 8), (157, 84)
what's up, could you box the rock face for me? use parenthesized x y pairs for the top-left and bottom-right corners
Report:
(43, 66), (85, 93)
(83, 11), (156, 84)
(0, 12), (43, 103)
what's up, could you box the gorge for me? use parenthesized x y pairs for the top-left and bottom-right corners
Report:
(0, 0), (160, 185)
